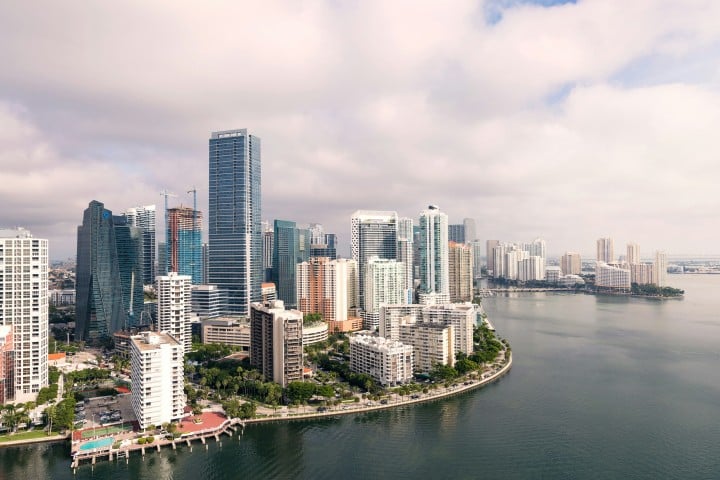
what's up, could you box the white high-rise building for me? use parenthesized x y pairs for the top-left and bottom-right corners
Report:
(627, 243), (640, 265)
(422, 303), (476, 355)
(654, 251), (668, 287)
(597, 237), (614, 263)
(351, 210), (398, 312)
(418, 205), (449, 295)
(560, 252), (581, 276)
(363, 257), (405, 330)
(595, 262), (631, 290)
(0, 228), (48, 403)
(157, 272), (193, 352)
(397, 217), (414, 304)
(349, 335), (414, 386)
(399, 322), (454, 374)
(471, 241), (483, 280)
(130, 331), (185, 429)
(518, 256), (544, 282)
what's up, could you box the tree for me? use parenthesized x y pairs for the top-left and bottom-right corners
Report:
(286, 382), (316, 404)
(455, 358), (479, 375)
(429, 363), (458, 382)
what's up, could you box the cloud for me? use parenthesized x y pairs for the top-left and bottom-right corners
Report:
(0, 0), (719, 259)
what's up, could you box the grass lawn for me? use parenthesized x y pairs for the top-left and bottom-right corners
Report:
(0, 430), (58, 443)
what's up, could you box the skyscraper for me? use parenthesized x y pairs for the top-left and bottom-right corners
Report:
(597, 237), (614, 263)
(363, 257), (405, 330)
(463, 218), (477, 243)
(250, 300), (303, 387)
(125, 205), (156, 285)
(351, 210), (398, 310)
(418, 205), (449, 296)
(627, 243), (640, 265)
(397, 217), (414, 303)
(272, 220), (299, 308)
(0, 228), (48, 403)
(76, 200), (125, 340)
(167, 206), (203, 284)
(156, 272), (193, 352)
(448, 241), (473, 302)
(448, 224), (465, 244)
(486, 240), (499, 275)
(560, 252), (582, 275)
(208, 129), (262, 315)
(112, 215), (144, 328)
(262, 223), (274, 282)
(654, 251), (667, 287)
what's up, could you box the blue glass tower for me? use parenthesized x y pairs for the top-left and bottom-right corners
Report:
(208, 129), (262, 315)
(113, 215), (145, 328)
(272, 220), (299, 308)
(167, 207), (203, 284)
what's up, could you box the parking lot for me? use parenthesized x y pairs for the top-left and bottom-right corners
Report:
(75, 394), (135, 430)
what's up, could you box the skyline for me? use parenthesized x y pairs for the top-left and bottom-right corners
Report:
(2, 0), (720, 259)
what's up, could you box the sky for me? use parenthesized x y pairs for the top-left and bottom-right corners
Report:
(1, 0), (720, 260)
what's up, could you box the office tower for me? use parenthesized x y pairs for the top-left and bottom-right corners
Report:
(397, 217), (414, 304)
(191, 284), (226, 320)
(560, 252), (582, 276)
(250, 300), (303, 387)
(597, 237), (614, 263)
(262, 227), (274, 282)
(349, 335), (414, 386)
(448, 224), (465, 244)
(157, 242), (167, 277)
(0, 228), (48, 402)
(202, 243), (209, 284)
(130, 331), (185, 429)
(308, 223), (324, 244)
(272, 220), (299, 308)
(471, 241), (483, 280)
(463, 218), (477, 243)
(125, 205), (156, 285)
(112, 215), (144, 328)
(627, 243), (640, 265)
(351, 210), (398, 310)
(297, 226), (311, 264)
(595, 262), (631, 290)
(363, 257), (406, 329)
(76, 201), (125, 340)
(310, 233), (337, 260)
(167, 206), (203, 284)
(0, 326), (13, 404)
(208, 129), (262, 315)
(527, 238), (547, 259)
(486, 240), (499, 275)
(157, 272), (193, 352)
(448, 241), (473, 302)
(418, 205), (449, 295)
(654, 251), (667, 287)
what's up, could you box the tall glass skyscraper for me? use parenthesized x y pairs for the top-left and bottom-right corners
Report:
(208, 129), (262, 315)
(167, 206), (203, 284)
(272, 220), (299, 308)
(125, 205), (156, 285)
(350, 211), (398, 310)
(419, 205), (449, 296)
(76, 200), (125, 340)
(113, 215), (144, 328)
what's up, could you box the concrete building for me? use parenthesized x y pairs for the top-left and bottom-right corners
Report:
(595, 262), (631, 291)
(0, 228), (48, 403)
(626, 243), (640, 265)
(363, 257), (406, 330)
(351, 210), (398, 312)
(201, 317), (251, 353)
(379, 304), (424, 341)
(597, 237), (615, 263)
(630, 263), (654, 285)
(157, 272), (193, 352)
(463, 218), (477, 243)
(399, 322), (454, 374)
(470, 241), (483, 281)
(191, 284), (226, 320)
(250, 300), (303, 387)
(560, 252), (581, 276)
(302, 322), (329, 347)
(654, 251), (668, 287)
(208, 129), (262, 316)
(397, 217), (414, 304)
(130, 331), (185, 430)
(349, 335), (414, 386)
(49, 289), (76, 306)
(418, 205), (449, 296)
(448, 242), (473, 302)
(486, 240), (499, 275)
(545, 266), (562, 283)
(261, 282), (277, 303)
(518, 256), (544, 282)
(0, 326), (13, 404)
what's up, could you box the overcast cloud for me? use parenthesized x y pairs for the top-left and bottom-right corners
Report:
(1, 0), (719, 260)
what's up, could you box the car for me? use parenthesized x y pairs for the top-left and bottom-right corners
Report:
(317, 407), (328, 412)
(380, 399), (388, 405)
(410, 394), (420, 399)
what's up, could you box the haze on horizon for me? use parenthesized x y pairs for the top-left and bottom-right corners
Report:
(1, 0), (719, 260)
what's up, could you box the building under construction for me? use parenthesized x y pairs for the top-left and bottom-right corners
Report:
(167, 206), (203, 284)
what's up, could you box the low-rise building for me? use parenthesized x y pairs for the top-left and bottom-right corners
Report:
(130, 331), (185, 429)
(595, 262), (631, 291)
(349, 334), (413, 386)
(201, 317), (251, 352)
(302, 322), (329, 347)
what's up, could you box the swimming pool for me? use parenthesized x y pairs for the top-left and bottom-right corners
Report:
(79, 437), (114, 451)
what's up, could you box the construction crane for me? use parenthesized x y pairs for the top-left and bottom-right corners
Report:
(160, 189), (177, 275)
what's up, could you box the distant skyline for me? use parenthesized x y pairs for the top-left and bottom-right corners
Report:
(2, 0), (720, 259)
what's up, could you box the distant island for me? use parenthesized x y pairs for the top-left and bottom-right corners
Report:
(485, 279), (684, 298)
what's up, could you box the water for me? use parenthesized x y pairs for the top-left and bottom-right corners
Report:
(2, 275), (719, 479)
(78, 437), (114, 451)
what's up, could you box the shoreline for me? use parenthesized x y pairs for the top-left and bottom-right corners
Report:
(0, 433), (69, 448)
(67, 351), (513, 469)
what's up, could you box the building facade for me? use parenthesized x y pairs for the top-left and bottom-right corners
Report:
(560, 252), (581, 276)
(167, 207), (203, 284)
(201, 317), (250, 352)
(156, 272), (193, 352)
(398, 322), (454, 374)
(654, 251), (668, 287)
(0, 325), (14, 404)
(249, 300), (303, 387)
(448, 241), (473, 302)
(130, 332), (185, 429)
(595, 262), (631, 291)
(418, 205), (449, 296)
(363, 257), (406, 330)
(626, 243), (640, 265)
(396, 217), (414, 304)
(597, 237), (615, 263)
(125, 205), (156, 285)
(272, 220), (299, 308)
(349, 335), (414, 386)
(208, 129), (262, 315)
(113, 215), (144, 329)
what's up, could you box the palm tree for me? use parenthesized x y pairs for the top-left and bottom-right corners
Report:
(2, 404), (19, 432)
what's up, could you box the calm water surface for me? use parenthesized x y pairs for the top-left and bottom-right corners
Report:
(2, 275), (718, 480)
